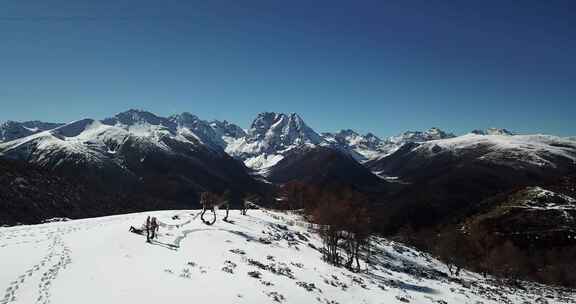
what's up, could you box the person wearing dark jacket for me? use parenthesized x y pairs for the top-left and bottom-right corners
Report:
(145, 216), (152, 242)
(150, 217), (159, 240)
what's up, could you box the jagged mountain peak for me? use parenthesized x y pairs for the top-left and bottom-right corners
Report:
(210, 120), (247, 139)
(335, 129), (360, 137)
(224, 112), (323, 171)
(389, 127), (455, 144)
(364, 132), (381, 140)
(320, 129), (386, 163)
(170, 112), (201, 123)
(423, 127), (455, 138)
(103, 109), (174, 128)
(169, 112), (204, 128)
(247, 112), (321, 143)
(168, 112), (225, 148)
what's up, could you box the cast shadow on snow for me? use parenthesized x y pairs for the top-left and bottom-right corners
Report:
(359, 244), (445, 295)
(150, 239), (179, 251)
(169, 228), (260, 249)
(367, 272), (439, 295)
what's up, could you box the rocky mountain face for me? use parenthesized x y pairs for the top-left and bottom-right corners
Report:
(0, 110), (260, 205)
(210, 120), (247, 140)
(321, 130), (387, 162)
(169, 112), (227, 149)
(0, 111), (460, 173)
(471, 128), (515, 136)
(223, 114), (458, 168)
(0, 120), (64, 142)
(224, 112), (324, 170)
(320, 127), (457, 164)
(377, 127), (456, 156)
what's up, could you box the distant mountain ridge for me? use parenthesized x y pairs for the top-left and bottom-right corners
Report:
(0, 120), (64, 142)
(0, 111), (463, 169)
(3, 109), (572, 176)
(0, 110), (260, 204)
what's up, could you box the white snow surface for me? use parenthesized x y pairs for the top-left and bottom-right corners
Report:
(413, 134), (576, 167)
(1, 209), (573, 304)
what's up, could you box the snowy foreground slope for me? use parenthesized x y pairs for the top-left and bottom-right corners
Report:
(1, 210), (574, 304)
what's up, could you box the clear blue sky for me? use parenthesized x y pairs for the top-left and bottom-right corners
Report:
(1, 1), (575, 137)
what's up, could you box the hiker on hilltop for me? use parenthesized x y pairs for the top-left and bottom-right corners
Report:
(145, 216), (152, 242)
(151, 217), (159, 240)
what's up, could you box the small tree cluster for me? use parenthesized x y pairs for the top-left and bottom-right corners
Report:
(310, 187), (371, 271)
(278, 181), (321, 213)
(199, 192), (218, 225)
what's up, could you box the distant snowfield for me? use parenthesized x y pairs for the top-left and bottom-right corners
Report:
(1, 210), (574, 304)
(417, 134), (576, 167)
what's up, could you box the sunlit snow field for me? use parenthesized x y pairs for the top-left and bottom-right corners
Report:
(1, 209), (574, 304)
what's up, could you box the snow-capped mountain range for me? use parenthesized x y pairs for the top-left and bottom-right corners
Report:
(0, 110), (462, 172)
(1, 109), (574, 176)
(0, 110), (260, 198)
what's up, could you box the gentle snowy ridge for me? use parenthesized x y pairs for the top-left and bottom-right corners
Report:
(1, 210), (573, 304)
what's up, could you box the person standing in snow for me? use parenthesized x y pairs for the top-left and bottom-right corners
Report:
(145, 216), (152, 242)
(151, 217), (159, 240)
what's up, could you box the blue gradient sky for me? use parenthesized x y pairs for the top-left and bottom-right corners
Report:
(1, 1), (575, 137)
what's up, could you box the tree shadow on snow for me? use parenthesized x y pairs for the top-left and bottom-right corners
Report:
(367, 272), (439, 295)
(150, 239), (179, 251)
(170, 228), (259, 249)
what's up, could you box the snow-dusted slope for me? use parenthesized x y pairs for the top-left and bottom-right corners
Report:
(378, 127), (456, 157)
(369, 133), (576, 175)
(511, 186), (576, 210)
(0, 110), (259, 197)
(470, 128), (515, 136)
(413, 134), (576, 168)
(0, 119), (130, 169)
(321, 130), (386, 162)
(225, 113), (323, 170)
(210, 120), (247, 142)
(0, 110), (228, 168)
(0, 121), (64, 143)
(1, 209), (573, 304)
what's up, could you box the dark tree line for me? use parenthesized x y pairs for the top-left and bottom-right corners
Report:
(397, 223), (576, 287)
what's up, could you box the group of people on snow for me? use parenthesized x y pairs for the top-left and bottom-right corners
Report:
(129, 192), (260, 243)
(129, 216), (159, 243)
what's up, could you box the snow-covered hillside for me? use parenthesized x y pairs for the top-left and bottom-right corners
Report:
(378, 127), (456, 156)
(1, 209), (573, 304)
(412, 134), (576, 168)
